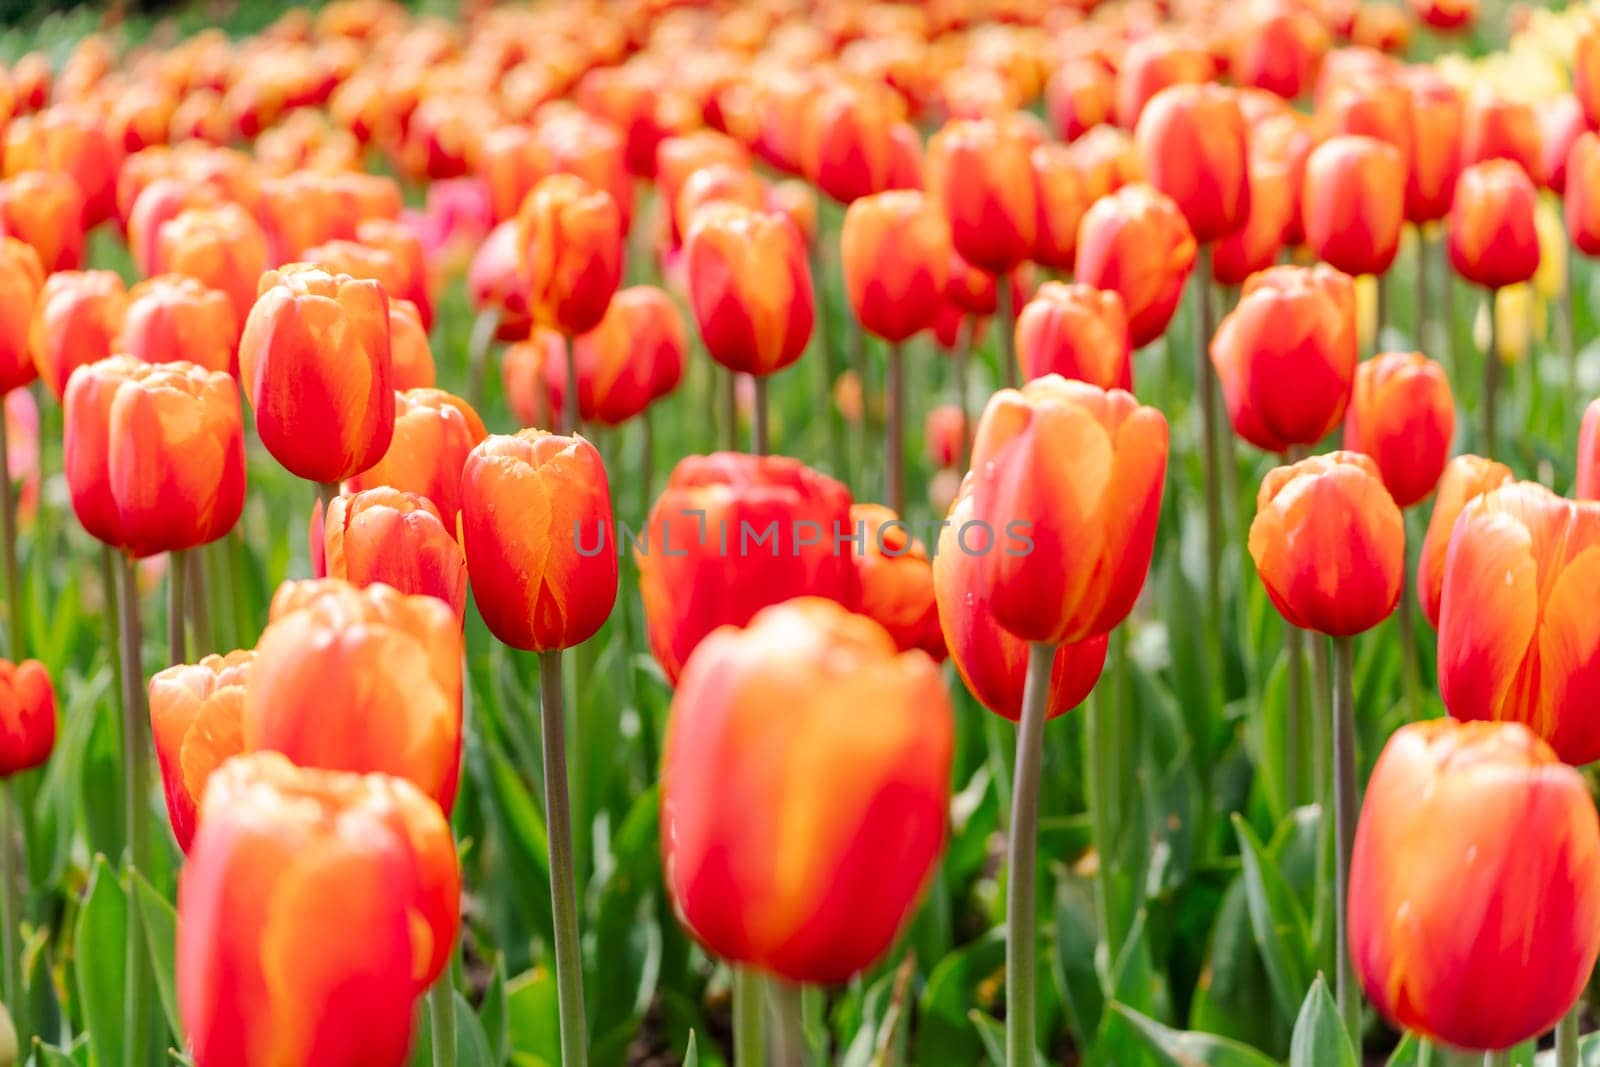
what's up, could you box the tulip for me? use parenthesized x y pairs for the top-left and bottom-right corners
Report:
(1115, 34), (1214, 128)
(0, 238), (44, 396)
(1416, 454), (1513, 627)
(3, 105), (119, 227)
(1567, 134), (1600, 258)
(1349, 720), (1600, 1051)
(848, 503), (944, 660)
(1343, 351), (1455, 508)
(636, 452), (856, 684)
(1460, 90), (1541, 182)
(1133, 84), (1251, 244)
(325, 488), (466, 617)
(924, 405), (966, 470)
(1538, 95), (1586, 196)
(1070, 125), (1143, 202)
(517, 172), (624, 337)
(1580, 399), (1600, 501)
(1045, 59), (1115, 141)
(801, 83), (901, 204)
(660, 597), (952, 983)
(1321, 77), (1414, 175)
(1230, 1), (1329, 100)
(501, 328), (568, 431)
(458, 431), (618, 653)
(1401, 69), (1463, 226)
(1075, 183), (1198, 348)
(177, 752), (460, 1066)
(1014, 282), (1132, 391)
(570, 285), (686, 426)
(148, 650), (253, 852)
(0, 169), (85, 273)
(840, 191), (950, 345)
(346, 388), (486, 530)
(238, 263), (394, 489)
(154, 203), (270, 329)
(673, 164), (767, 251)
(1410, 0), (1475, 28)
(387, 298), (435, 392)
(29, 270), (127, 401)
(655, 130), (750, 237)
(924, 117), (1036, 274)
(1448, 160), (1540, 290)
(0, 659), (54, 777)
(115, 275), (238, 376)
(1579, 26), (1600, 131)
(467, 219), (533, 341)
(1302, 135), (1406, 278)
(1028, 143), (1087, 274)
(248, 578), (462, 812)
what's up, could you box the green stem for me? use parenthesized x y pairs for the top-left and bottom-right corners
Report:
(1, 779), (20, 1049)
(1415, 225), (1430, 351)
(886, 343), (904, 515)
(1286, 625), (1304, 810)
(563, 335), (580, 438)
(1482, 288), (1499, 456)
(770, 980), (807, 1067)
(430, 971), (457, 1067)
(724, 369), (739, 453)
(1006, 642), (1052, 1066)
(996, 274), (1018, 390)
(1439, 235), (1455, 373)
(751, 374), (770, 457)
(1558, 1005), (1580, 1067)
(537, 649), (587, 1067)
(0, 402), (22, 660)
(1332, 635), (1360, 1049)
(1374, 271), (1388, 357)
(638, 408), (654, 524)
(167, 551), (187, 667)
(1485, 1053), (1509, 1067)
(1195, 244), (1224, 695)
(187, 550), (213, 659)
(116, 553), (148, 1067)
(467, 308), (499, 413)
(733, 968), (765, 1067)
(317, 481), (339, 519)
(1564, 238), (1578, 422)
(1397, 582), (1422, 720)
(809, 239), (847, 482)
(954, 318), (973, 471)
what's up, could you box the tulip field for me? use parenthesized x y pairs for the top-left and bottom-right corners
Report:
(6, 0), (1600, 1065)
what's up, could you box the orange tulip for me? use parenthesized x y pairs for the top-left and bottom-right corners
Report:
(1115, 34), (1214, 128)
(467, 220), (533, 340)
(1249, 450), (1406, 635)
(1302, 134), (1406, 277)
(115, 274), (238, 377)
(1075, 183), (1198, 348)
(31, 270), (127, 401)
(660, 597), (952, 984)
(1343, 351), (1455, 508)
(1565, 133), (1600, 256)
(325, 488), (466, 617)
(0, 659), (55, 777)
(1410, 0), (1475, 28)
(1349, 720), (1600, 1051)
(0, 169), (85, 272)
(248, 578), (462, 812)
(459, 431), (619, 652)
(655, 130), (750, 232)
(840, 190), (951, 344)
(848, 503), (945, 660)
(4, 105), (119, 227)
(1134, 84), (1251, 243)
(1416, 454), (1513, 627)
(801, 82), (901, 204)
(924, 117), (1037, 273)
(684, 204), (814, 376)
(1579, 399), (1600, 501)
(0, 237), (44, 395)
(1230, 1), (1329, 100)
(1437, 482), (1600, 764)
(1538, 95), (1586, 195)
(238, 263), (394, 485)
(346, 387), (487, 530)
(1460, 90), (1541, 182)
(501, 328), (568, 430)
(673, 164), (767, 251)
(177, 752), (460, 1066)
(1321, 76), (1414, 176)
(1578, 26), (1600, 131)
(126, 176), (219, 277)
(1070, 125), (1143, 202)
(155, 203), (270, 329)
(569, 285), (686, 425)
(149, 650), (253, 852)
(1401, 68), (1464, 225)
(517, 172), (624, 336)
(1212, 132), (1296, 285)
(387, 298), (436, 392)
(1028, 143), (1087, 273)
(925, 404), (966, 469)
(1045, 59), (1115, 141)
(966, 376), (1168, 645)
(933, 471), (1109, 721)
(1447, 159), (1540, 290)
(1014, 281), (1131, 391)
(637, 452), (857, 683)
(357, 218), (432, 330)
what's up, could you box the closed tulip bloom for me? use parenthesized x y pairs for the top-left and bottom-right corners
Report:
(154, 203), (270, 329)
(661, 597), (952, 984)
(0, 659), (55, 777)
(1579, 26), (1600, 131)
(1349, 720), (1600, 1051)
(115, 275), (238, 377)
(249, 578), (463, 813)
(30, 269), (127, 401)
(1437, 482), (1600, 764)
(1014, 282), (1131, 391)
(1231, 1), (1329, 100)
(570, 285), (687, 425)
(1565, 133), (1600, 257)
(149, 650), (253, 852)
(357, 217), (433, 331)
(1401, 69), (1464, 224)
(1460, 91), (1541, 182)
(684, 204), (814, 377)
(1029, 144), (1088, 272)
(1580, 399), (1600, 500)
(933, 472), (1109, 721)
(0, 170), (85, 273)
(501, 328), (569, 430)
(1416, 454), (1513, 627)
(1212, 138), (1296, 285)
(849, 503), (945, 660)
(1448, 160), (1540, 290)
(517, 172), (624, 336)
(239, 263), (394, 484)
(673, 164), (767, 251)
(967, 376), (1168, 645)
(325, 489), (466, 618)
(1115, 34), (1214, 128)
(1538, 95), (1586, 195)
(467, 220), (532, 341)
(1249, 451), (1406, 635)
(0, 237), (43, 394)
(841, 190), (951, 344)
(1343, 351), (1455, 508)
(655, 131), (751, 232)
(387, 298), (436, 392)
(4, 106), (119, 227)
(1303, 135), (1406, 277)
(1071, 125), (1143, 202)
(178, 753), (460, 1067)
(637, 452), (857, 683)
(1076, 183), (1198, 348)
(346, 388), (486, 530)
(1321, 77), (1415, 174)
(925, 117), (1037, 273)
(802, 83), (901, 204)
(1045, 59), (1115, 141)
(1134, 84), (1251, 243)
(459, 431), (618, 652)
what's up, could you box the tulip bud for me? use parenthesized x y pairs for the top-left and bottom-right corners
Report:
(1578, 26), (1600, 131)
(1416, 454), (1513, 627)
(570, 285), (687, 425)
(841, 190), (951, 344)
(1321, 77), (1415, 175)
(4, 105), (119, 227)
(1212, 122), (1297, 285)
(346, 388), (486, 530)
(1230, 2), (1329, 100)
(1580, 399), (1600, 501)
(248, 578), (463, 812)
(149, 651), (253, 852)
(1028, 144), (1087, 273)
(1070, 125), (1143, 202)
(1045, 59), (1114, 141)
(239, 263), (394, 484)
(178, 753), (460, 1066)
(849, 503), (944, 660)
(0, 170), (83, 274)
(802, 83), (901, 204)
(517, 172), (624, 336)
(967, 376), (1169, 645)
(154, 204), (270, 330)
(29, 269), (127, 401)
(1400, 69), (1463, 225)
(1460, 90), (1541, 182)
(1115, 34), (1214, 128)
(1538, 95), (1585, 195)
(637, 453), (857, 683)
(673, 164), (767, 252)
(1134, 84), (1251, 243)
(925, 117), (1037, 273)
(501, 328), (568, 430)
(1014, 281), (1132, 391)
(1250, 451), (1405, 635)
(1343, 351), (1455, 508)
(1075, 183), (1198, 348)
(1566, 133), (1600, 257)
(1349, 720), (1600, 1051)
(325, 488), (466, 618)
(1448, 159), (1540, 290)
(684, 204), (814, 377)
(467, 220), (532, 340)
(1302, 135), (1406, 277)
(655, 131), (751, 232)
(115, 274), (238, 377)
(0, 238), (43, 395)
(661, 597), (952, 984)
(459, 431), (619, 652)
(0, 659), (54, 777)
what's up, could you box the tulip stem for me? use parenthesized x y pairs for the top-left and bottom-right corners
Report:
(429, 971), (457, 1067)
(537, 649), (588, 1067)
(886, 343), (904, 515)
(996, 274), (1018, 390)
(955, 318), (973, 470)
(1332, 634), (1360, 1049)
(1415, 225), (1429, 351)
(770, 980), (808, 1067)
(751, 374), (770, 456)
(1005, 642), (1052, 1066)
(0, 401), (22, 660)
(1374, 272), (1388, 357)
(116, 552), (150, 1067)
(1285, 624), (1304, 809)
(1396, 584), (1422, 721)
(188, 550), (213, 659)
(317, 481), (339, 518)
(467, 309), (499, 412)
(1558, 1006), (1580, 1066)
(733, 968), (764, 1066)
(1, 777), (21, 1048)
(1194, 244), (1224, 686)
(810, 239), (848, 482)
(167, 550), (187, 667)
(562, 335), (580, 437)
(724, 370), (739, 453)
(1563, 238), (1578, 413)
(1482, 288), (1499, 456)
(1485, 1053), (1510, 1067)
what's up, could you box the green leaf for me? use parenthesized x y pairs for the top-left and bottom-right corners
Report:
(73, 857), (126, 1067)
(478, 955), (510, 1067)
(588, 787), (662, 1043)
(1288, 976), (1356, 1067)
(1231, 814), (1312, 1025)
(968, 1009), (1004, 1066)
(131, 871), (180, 1039)
(1050, 874), (1103, 1047)
(28, 1035), (88, 1067)
(1188, 878), (1285, 1056)
(454, 991), (496, 1067)
(916, 931), (1005, 1066)
(504, 969), (561, 1066)
(682, 1032), (698, 1067)
(1110, 1003), (1283, 1067)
